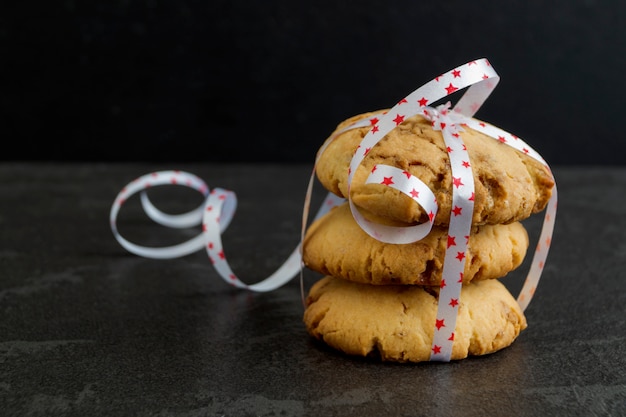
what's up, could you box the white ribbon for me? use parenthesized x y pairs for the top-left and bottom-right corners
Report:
(110, 58), (557, 362)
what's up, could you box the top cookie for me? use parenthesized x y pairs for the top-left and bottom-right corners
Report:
(315, 111), (555, 226)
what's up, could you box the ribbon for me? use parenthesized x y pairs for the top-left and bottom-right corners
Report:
(110, 58), (557, 362)
(110, 170), (339, 292)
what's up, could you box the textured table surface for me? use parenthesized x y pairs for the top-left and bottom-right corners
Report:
(1, 163), (625, 417)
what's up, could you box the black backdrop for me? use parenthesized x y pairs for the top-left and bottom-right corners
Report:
(2, 0), (625, 165)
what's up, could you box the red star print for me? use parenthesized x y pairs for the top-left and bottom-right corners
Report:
(151, 173), (158, 178)
(371, 165), (377, 173)
(393, 114), (405, 125)
(170, 178), (177, 184)
(432, 345), (441, 354)
(462, 160), (470, 168)
(498, 136), (507, 143)
(206, 206), (213, 211)
(447, 235), (456, 248)
(370, 117), (379, 125)
(207, 242), (214, 249)
(218, 251), (225, 260)
(448, 332), (455, 341)
(452, 69), (461, 78)
(144, 182), (152, 188)
(458, 272), (464, 283)
(398, 98), (408, 105)
(402, 170), (411, 179)
(482, 73), (489, 80)
(229, 274), (237, 281)
(418, 97), (428, 106)
(452, 206), (462, 216)
(440, 279), (446, 289)
(428, 211), (435, 222)
(218, 194), (226, 200)
(449, 298), (459, 308)
(456, 252), (466, 261)
(410, 189), (419, 198)
(523, 148), (529, 154)
(202, 224), (207, 232)
(469, 192), (475, 201)
(435, 319), (445, 330)
(364, 147), (371, 156)
(440, 122), (447, 130)
(381, 177), (394, 186)
(452, 177), (464, 188)
(446, 146), (453, 153)
(468, 61), (477, 66)
(445, 83), (459, 94)
(371, 125), (379, 133)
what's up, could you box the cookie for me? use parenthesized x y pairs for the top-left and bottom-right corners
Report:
(303, 276), (527, 362)
(315, 111), (555, 226)
(303, 203), (529, 286)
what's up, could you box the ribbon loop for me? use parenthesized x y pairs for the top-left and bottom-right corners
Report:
(356, 165), (439, 244)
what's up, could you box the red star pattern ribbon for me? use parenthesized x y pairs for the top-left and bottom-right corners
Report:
(110, 170), (339, 292)
(421, 103), (476, 361)
(110, 58), (557, 362)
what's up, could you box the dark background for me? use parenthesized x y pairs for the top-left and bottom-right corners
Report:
(2, 0), (624, 165)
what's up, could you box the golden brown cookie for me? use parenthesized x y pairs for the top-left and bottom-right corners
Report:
(303, 276), (527, 363)
(315, 111), (554, 226)
(303, 203), (529, 286)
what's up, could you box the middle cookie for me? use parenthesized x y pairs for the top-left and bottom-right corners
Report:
(303, 203), (529, 286)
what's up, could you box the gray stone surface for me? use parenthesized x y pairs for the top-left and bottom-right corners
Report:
(1, 163), (625, 416)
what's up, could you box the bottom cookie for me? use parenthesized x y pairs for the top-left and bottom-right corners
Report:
(303, 276), (527, 363)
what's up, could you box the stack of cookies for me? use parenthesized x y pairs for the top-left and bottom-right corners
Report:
(301, 111), (555, 363)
